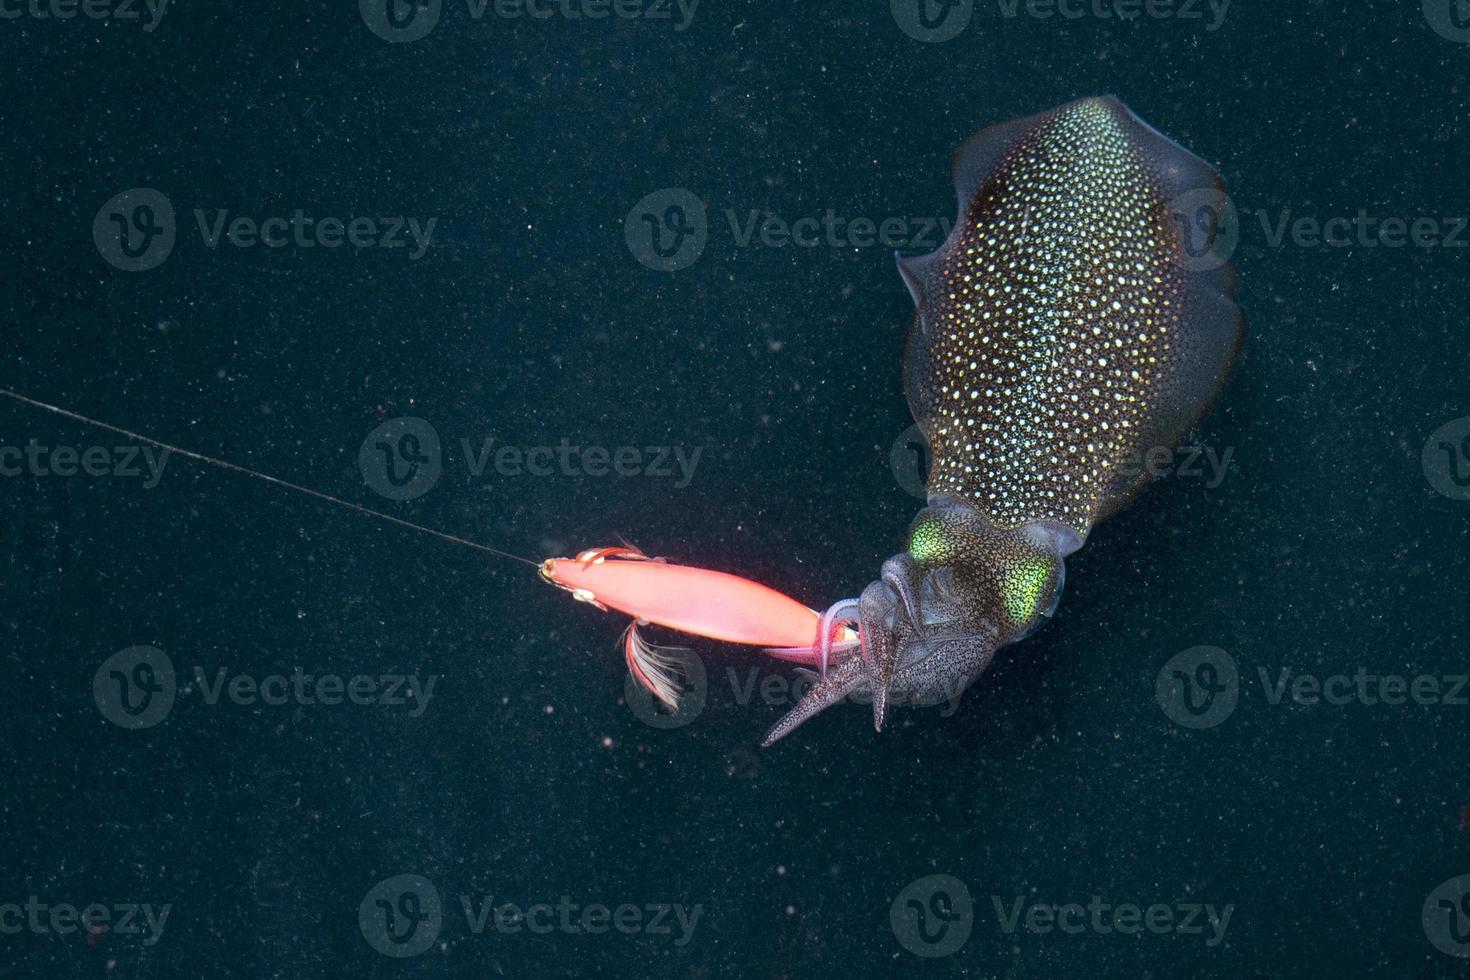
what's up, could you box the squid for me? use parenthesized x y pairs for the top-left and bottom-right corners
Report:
(757, 96), (1244, 744)
(546, 97), (1243, 746)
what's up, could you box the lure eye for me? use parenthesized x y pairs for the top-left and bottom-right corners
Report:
(917, 567), (962, 625)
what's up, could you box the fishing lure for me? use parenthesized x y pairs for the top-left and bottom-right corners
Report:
(0, 391), (852, 721)
(760, 96), (1243, 745)
(540, 546), (850, 708)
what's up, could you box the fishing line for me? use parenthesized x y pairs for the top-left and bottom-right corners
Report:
(0, 387), (539, 568)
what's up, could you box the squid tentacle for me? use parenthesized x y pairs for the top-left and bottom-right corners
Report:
(761, 656), (868, 747)
(816, 597), (862, 681)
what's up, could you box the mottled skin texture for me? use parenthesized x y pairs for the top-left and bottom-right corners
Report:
(764, 97), (1243, 746)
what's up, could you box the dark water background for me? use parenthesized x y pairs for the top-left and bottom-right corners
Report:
(2, 1), (1468, 977)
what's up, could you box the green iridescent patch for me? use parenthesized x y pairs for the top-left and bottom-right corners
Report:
(1002, 557), (1053, 624)
(908, 519), (953, 565)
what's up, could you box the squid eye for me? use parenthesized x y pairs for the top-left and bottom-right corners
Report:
(1001, 556), (1055, 625)
(908, 518), (954, 565)
(918, 567), (962, 623)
